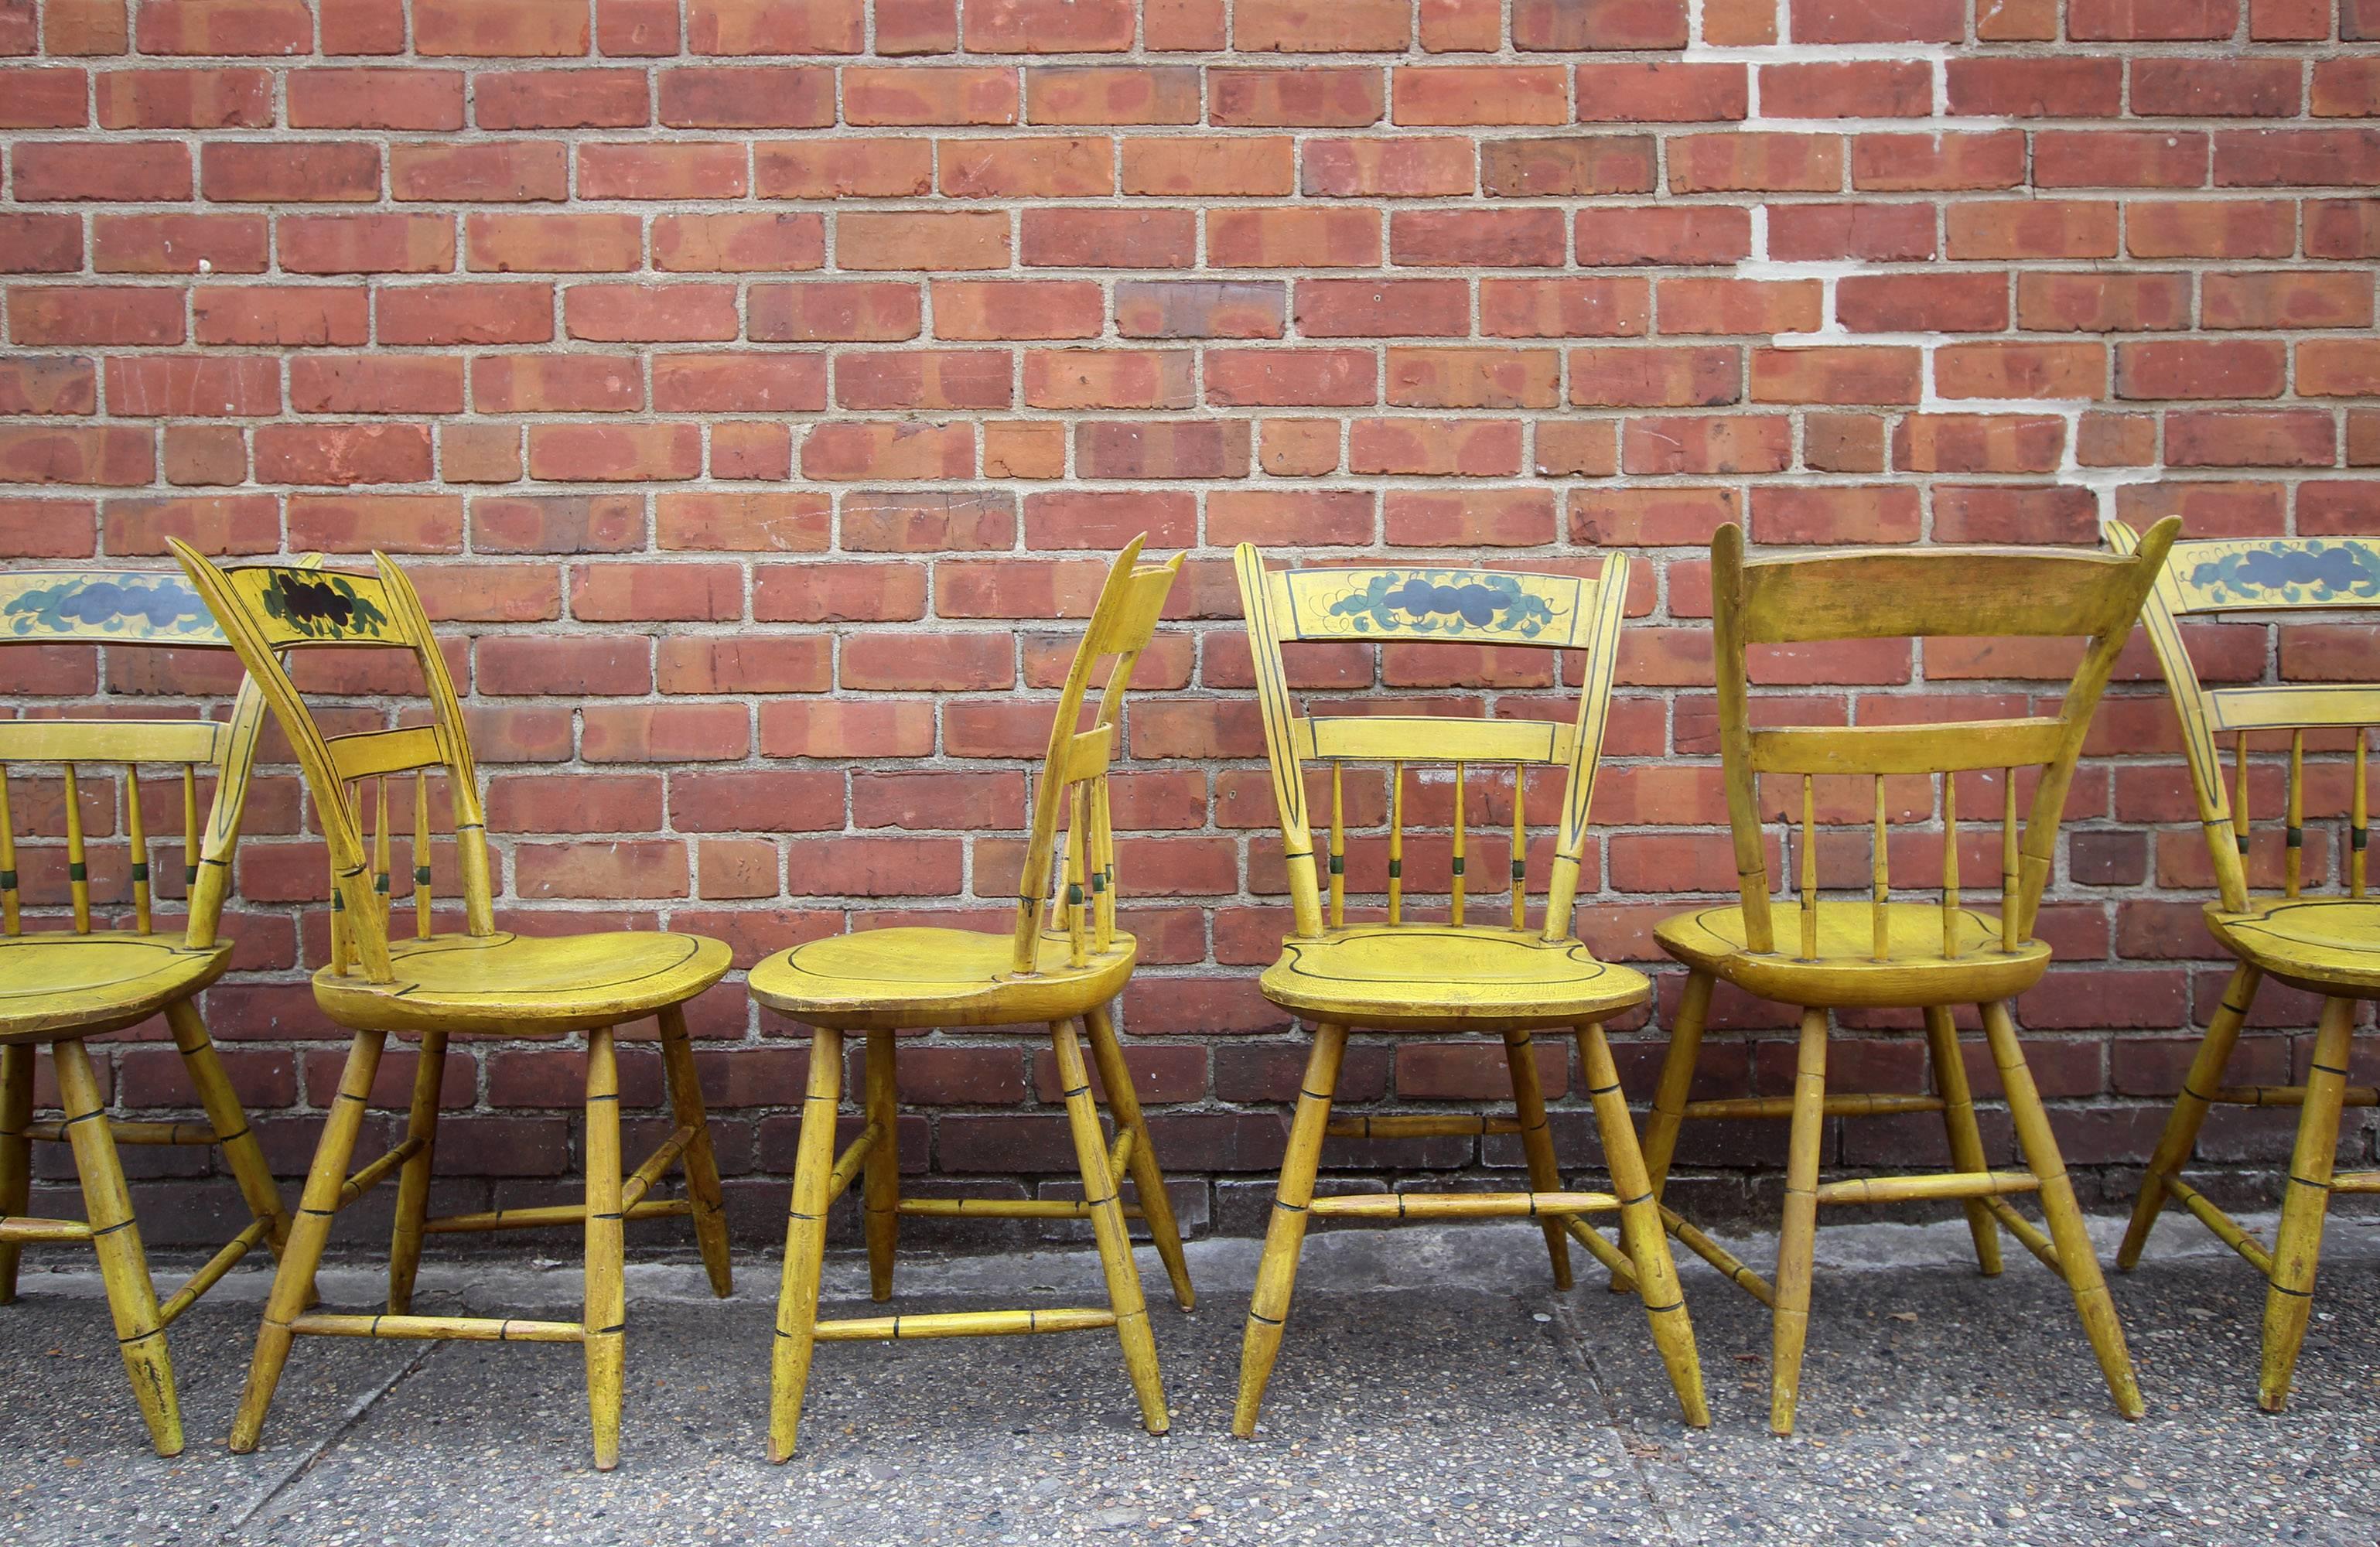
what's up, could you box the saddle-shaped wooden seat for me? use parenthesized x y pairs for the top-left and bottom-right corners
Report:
(752, 925), (1135, 1031)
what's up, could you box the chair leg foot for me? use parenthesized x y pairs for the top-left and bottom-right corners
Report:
(1922, 1006), (2002, 1279)
(2260, 995), (2352, 1412)
(583, 1028), (626, 1471)
(657, 1005), (733, 1299)
(234, 1030), (385, 1454)
(769, 1026), (842, 1463)
(1982, 1000), (2143, 1421)
(1770, 1008), (1829, 1437)
(2121, 962), (2261, 1273)
(1233, 1023), (1344, 1439)
(1085, 1004), (1193, 1313)
(56, 1038), (181, 1456)
(0, 1043), (32, 1305)
(1579, 1021), (1708, 1427)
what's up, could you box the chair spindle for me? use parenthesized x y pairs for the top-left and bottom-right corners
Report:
(180, 765), (199, 889)
(1799, 775), (1818, 961)
(1387, 760), (1405, 925)
(2354, 737), (2369, 900)
(0, 773), (16, 935)
(1940, 774), (1959, 960)
(374, 777), (392, 931)
(2234, 733), (2252, 859)
(126, 767), (151, 935)
(1999, 770), (2020, 953)
(331, 781), (355, 978)
(1870, 776), (1888, 963)
(1450, 762), (1467, 927)
(1327, 763), (1344, 930)
(1092, 775), (1116, 953)
(63, 762), (89, 932)
(1510, 765), (1527, 932)
(1065, 780), (1090, 968)
(412, 773), (432, 939)
(2286, 730), (2305, 899)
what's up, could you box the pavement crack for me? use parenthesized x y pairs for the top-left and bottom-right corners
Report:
(1545, 1292), (1686, 1545)
(217, 1335), (444, 1542)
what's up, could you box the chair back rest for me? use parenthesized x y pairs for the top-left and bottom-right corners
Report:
(1013, 538), (1183, 975)
(1234, 546), (1633, 943)
(1710, 517), (2180, 959)
(169, 543), (493, 984)
(0, 568), (278, 948)
(2110, 522), (2380, 914)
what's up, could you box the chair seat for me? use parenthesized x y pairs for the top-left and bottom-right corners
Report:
(1258, 924), (1648, 1032)
(1655, 901), (2050, 1009)
(313, 930), (730, 1035)
(0, 931), (232, 1043)
(746, 927), (1136, 1030)
(2207, 896), (2380, 999)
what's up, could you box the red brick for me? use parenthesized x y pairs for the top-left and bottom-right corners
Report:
(253, 422), (432, 486)
(1027, 64), (1201, 125)
(1946, 200), (2120, 260)
(839, 210), (1011, 271)
(1944, 57), (2125, 118)
(1894, 415), (2070, 474)
(2070, 0), (2239, 38)
(1514, 0), (1688, 47)
(1209, 67), (1385, 128)
(92, 213), (267, 275)
(391, 141), (569, 202)
(1238, 0), (1409, 50)
(1750, 347), (1923, 405)
(1121, 137), (1293, 198)
(582, 142), (750, 200)
(749, 281), (923, 342)
(1791, 0), (1962, 39)
(1657, 278), (1822, 336)
(653, 213), (824, 273)
(659, 66), (835, 127)
(685, 0), (864, 52)
(2215, 128), (2380, 186)
(526, 422), (705, 481)
(2034, 131), (2211, 191)
(11, 286), (184, 347)
(599, 0), (681, 53)
(2016, 272), (2192, 333)
(1391, 208), (1566, 266)
(838, 349), (1012, 411)
(2168, 409), (2334, 466)
(1205, 347), (1376, 407)
(94, 67), (270, 128)
(1853, 131), (2028, 193)
(756, 138), (934, 199)
(380, 282), (555, 346)
(564, 283), (739, 342)
(202, 142), (380, 203)
(1576, 205), (1750, 266)
(278, 213), (456, 275)
(845, 65), (1019, 125)
(1207, 207), (1380, 268)
(466, 213), (642, 274)
(2116, 339), (2286, 401)
(473, 355), (644, 414)
(285, 67), (463, 129)
(193, 285), (370, 347)
(1567, 344), (1740, 408)
(1304, 138), (1476, 197)
(415, 0), (589, 56)
(1763, 62), (1932, 119)
(1668, 133), (1843, 194)
(2135, 58), (2301, 118)
(12, 142), (190, 202)
(287, 355), (466, 415)
(0, 428), (153, 487)
(0, 357), (95, 415)
(658, 353), (831, 412)
(135, 0), (313, 54)
(0, 215), (83, 274)
(800, 421), (974, 480)
(1393, 67), (1569, 127)
(931, 279), (1103, 340)
(286, 493), (462, 553)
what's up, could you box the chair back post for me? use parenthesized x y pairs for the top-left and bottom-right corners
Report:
(1009, 537), (1182, 978)
(2013, 516), (2181, 938)
(1234, 542), (1327, 941)
(374, 550), (496, 936)
(179, 668), (275, 952)
(1709, 524), (1776, 954)
(1539, 552), (1630, 942)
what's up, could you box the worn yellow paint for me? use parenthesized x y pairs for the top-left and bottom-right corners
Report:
(1646, 519), (2177, 1437)
(751, 539), (1193, 1461)
(0, 565), (299, 1457)
(1230, 542), (1706, 1437)
(2109, 522), (2380, 1412)
(172, 543), (732, 1470)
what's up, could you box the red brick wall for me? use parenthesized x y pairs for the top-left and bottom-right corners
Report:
(7, 0), (2378, 1244)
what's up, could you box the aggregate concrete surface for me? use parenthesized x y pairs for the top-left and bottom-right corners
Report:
(2, 1215), (2376, 1546)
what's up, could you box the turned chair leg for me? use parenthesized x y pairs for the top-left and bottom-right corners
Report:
(583, 1027), (627, 1471)
(861, 1030), (899, 1303)
(1770, 1007), (1829, 1437)
(2261, 994), (2354, 1412)
(1982, 999), (2143, 1420)
(1084, 1003), (1193, 1312)
(232, 1029), (387, 1454)
(657, 1004), (732, 1299)
(1577, 1020), (1709, 1427)
(1503, 1028), (1572, 1291)
(1622, 971), (1711, 1296)
(54, 1037), (181, 1456)
(1922, 1006), (2002, 1278)
(1232, 1021), (1345, 1439)
(1054, 1019), (1167, 1434)
(0, 1043), (32, 1305)
(2121, 961), (2263, 1272)
(166, 999), (293, 1264)
(386, 1030), (447, 1315)
(768, 1025), (843, 1463)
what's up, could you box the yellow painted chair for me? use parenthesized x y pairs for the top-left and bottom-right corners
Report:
(169, 543), (733, 1470)
(0, 566), (295, 1455)
(749, 536), (1193, 1461)
(1640, 519), (2180, 1436)
(1229, 545), (1709, 1437)
(2110, 523), (2380, 1411)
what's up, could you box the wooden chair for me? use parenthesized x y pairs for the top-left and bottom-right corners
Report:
(0, 566), (295, 1456)
(2109, 522), (2380, 1411)
(1639, 518), (2180, 1436)
(169, 542), (733, 1471)
(1230, 545), (1708, 1437)
(749, 536), (1192, 1462)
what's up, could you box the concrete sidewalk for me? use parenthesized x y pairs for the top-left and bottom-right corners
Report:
(3, 1215), (2378, 1545)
